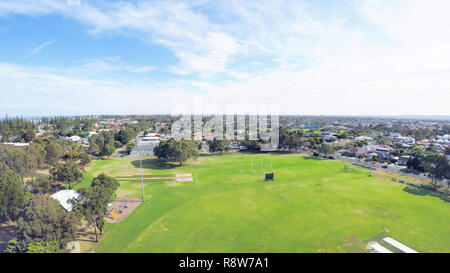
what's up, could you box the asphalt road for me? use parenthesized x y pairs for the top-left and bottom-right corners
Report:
(335, 155), (443, 185)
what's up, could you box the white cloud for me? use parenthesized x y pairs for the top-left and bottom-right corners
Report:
(24, 39), (55, 58)
(72, 58), (155, 74)
(0, 62), (192, 115)
(0, 0), (449, 115)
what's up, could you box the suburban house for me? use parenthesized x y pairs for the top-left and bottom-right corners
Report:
(397, 155), (412, 166)
(68, 135), (81, 142)
(375, 147), (391, 159)
(349, 147), (367, 157)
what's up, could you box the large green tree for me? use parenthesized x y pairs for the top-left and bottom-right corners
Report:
(45, 141), (64, 165)
(50, 160), (84, 189)
(116, 129), (134, 145)
(74, 186), (110, 242)
(319, 143), (336, 157)
(30, 176), (52, 195)
(208, 138), (230, 153)
(16, 195), (78, 251)
(0, 171), (30, 223)
(74, 174), (120, 242)
(90, 174), (120, 200)
(26, 240), (60, 253)
(424, 153), (449, 184)
(154, 139), (199, 166)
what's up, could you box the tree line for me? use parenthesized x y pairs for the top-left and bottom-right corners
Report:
(406, 151), (450, 186)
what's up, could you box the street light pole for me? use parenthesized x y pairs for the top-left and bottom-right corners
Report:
(139, 141), (145, 202)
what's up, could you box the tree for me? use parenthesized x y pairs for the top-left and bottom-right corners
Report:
(74, 186), (110, 242)
(117, 129), (134, 146)
(73, 174), (119, 241)
(45, 141), (63, 165)
(319, 143), (336, 158)
(26, 240), (60, 253)
(102, 144), (115, 156)
(16, 195), (78, 251)
(126, 143), (136, 155)
(79, 153), (92, 166)
(90, 174), (119, 200)
(158, 126), (170, 135)
(154, 139), (199, 166)
(208, 138), (229, 153)
(89, 142), (100, 156)
(30, 176), (52, 195)
(50, 160), (84, 189)
(0, 171), (31, 223)
(22, 129), (35, 143)
(3, 239), (20, 253)
(424, 153), (448, 184)
(89, 134), (103, 156)
(246, 140), (260, 151)
(0, 144), (37, 176)
(406, 152), (426, 172)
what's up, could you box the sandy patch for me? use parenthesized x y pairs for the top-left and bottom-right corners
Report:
(176, 174), (193, 177)
(105, 197), (143, 223)
(176, 177), (194, 182)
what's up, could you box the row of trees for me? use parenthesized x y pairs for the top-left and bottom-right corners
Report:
(0, 117), (36, 143)
(89, 131), (117, 157)
(0, 138), (75, 177)
(406, 152), (450, 185)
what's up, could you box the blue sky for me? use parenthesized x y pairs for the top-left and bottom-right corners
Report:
(0, 0), (449, 116)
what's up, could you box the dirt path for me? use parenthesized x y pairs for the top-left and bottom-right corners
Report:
(66, 241), (81, 253)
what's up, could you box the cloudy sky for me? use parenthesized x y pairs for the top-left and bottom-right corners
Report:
(0, 0), (449, 116)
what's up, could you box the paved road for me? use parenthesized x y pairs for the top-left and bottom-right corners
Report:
(335, 156), (443, 184)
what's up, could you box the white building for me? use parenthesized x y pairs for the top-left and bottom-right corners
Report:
(50, 190), (82, 212)
(389, 132), (401, 138)
(355, 136), (373, 141)
(3, 142), (30, 147)
(398, 136), (415, 144)
(68, 135), (81, 142)
(436, 135), (450, 144)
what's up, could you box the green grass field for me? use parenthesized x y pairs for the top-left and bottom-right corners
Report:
(76, 154), (450, 253)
